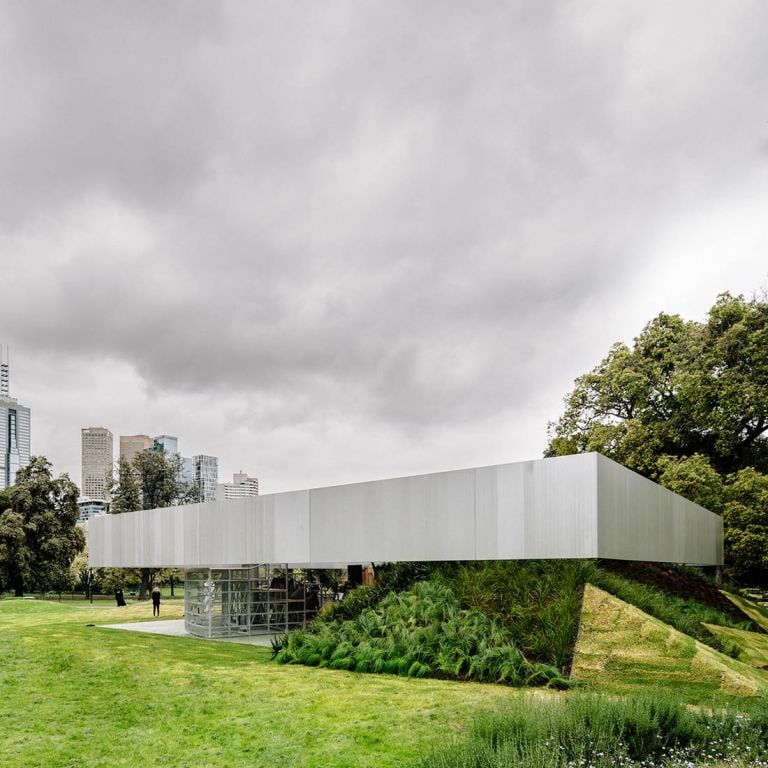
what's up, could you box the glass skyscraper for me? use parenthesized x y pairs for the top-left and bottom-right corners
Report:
(0, 351), (31, 490)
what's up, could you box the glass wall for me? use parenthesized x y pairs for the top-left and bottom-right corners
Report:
(184, 565), (324, 638)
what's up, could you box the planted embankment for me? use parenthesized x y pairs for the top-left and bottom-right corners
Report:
(572, 584), (768, 699)
(274, 560), (768, 693)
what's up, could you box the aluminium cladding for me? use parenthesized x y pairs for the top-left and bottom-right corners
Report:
(87, 452), (724, 569)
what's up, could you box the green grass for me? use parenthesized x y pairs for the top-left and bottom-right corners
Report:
(0, 597), (525, 768)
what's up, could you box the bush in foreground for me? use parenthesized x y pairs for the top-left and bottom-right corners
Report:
(423, 693), (768, 768)
(273, 579), (570, 688)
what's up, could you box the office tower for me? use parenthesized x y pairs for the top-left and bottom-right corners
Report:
(153, 434), (178, 455)
(81, 427), (113, 501)
(180, 455), (195, 486)
(216, 471), (260, 500)
(119, 434), (153, 464)
(193, 454), (218, 502)
(0, 347), (31, 490)
(152, 434), (194, 487)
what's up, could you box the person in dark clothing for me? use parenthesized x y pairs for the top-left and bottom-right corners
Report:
(151, 585), (161, 616)
(114, 587), (126, 607)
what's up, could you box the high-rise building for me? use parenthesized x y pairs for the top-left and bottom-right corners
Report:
(193, 454), (218, 502)
(77, 498), (109, 523)
(216, 471), (259, 500)
(81, 427), (113, 501)
(152, 434), (195, 487)
(119, 434), (153, 464)
(0, 347), (31, 491)
(153, 434), (178, 455)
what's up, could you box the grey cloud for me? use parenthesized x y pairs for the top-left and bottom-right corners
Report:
(2, 1), (768, 471)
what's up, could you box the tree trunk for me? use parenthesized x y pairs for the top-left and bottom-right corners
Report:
(139, 568), (152, 600)
(10, 570), (23, 597)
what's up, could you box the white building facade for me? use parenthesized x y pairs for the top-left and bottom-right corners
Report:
(90, 453), (723, 569)
(89, 453), (724, 639)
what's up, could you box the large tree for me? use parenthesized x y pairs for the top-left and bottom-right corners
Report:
(108, 450), (199, 598)
(546, 292), (768, 585)
(0, 457), (85, 596)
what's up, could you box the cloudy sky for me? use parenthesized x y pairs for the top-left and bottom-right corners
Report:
(1, 2), (767, 494)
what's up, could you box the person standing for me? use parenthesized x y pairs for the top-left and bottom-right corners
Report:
(151, 584), (161, 616)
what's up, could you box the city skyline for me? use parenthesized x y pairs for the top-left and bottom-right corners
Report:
(1, 3), (767, 495)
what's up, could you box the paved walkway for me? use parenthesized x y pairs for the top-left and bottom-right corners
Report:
(100, 618), (278, 646)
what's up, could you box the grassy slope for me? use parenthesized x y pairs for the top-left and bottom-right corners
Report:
(722, 591), (768, 632)
(703, 623), (768, 669)
(572, 585), (768, 703)
(0, 598), (525, 768)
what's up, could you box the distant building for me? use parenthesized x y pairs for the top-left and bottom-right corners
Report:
(180, 455), (195, 486)
(153, 435), (178, 455)
(81, 427), (113, 501)
(119, 434), (153, 464)
(194, 455), (219, 502)
(77, 498), (109, 523)
(0, 347), (31, 490)
(152, 434), (216, 500)
(216, 471), (259, 500)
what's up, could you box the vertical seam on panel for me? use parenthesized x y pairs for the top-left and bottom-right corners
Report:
(593, 453), (600, 559)
(473, 468), (477, 560)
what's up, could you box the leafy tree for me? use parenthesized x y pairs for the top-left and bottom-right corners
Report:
(722, 469), (768, 585)
(657, 454), (726, 513)
(546, 292), (768, 585)
(107, 449), (199, 598)
(0, 457), (85, 596)
(109, 456), (141, 515)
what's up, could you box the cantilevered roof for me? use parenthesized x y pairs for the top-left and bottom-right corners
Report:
(88, 453), (723, 569)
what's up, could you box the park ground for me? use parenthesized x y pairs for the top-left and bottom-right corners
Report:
(2, 583), (768, 768)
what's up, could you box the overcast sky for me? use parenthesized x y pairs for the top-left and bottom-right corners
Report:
(1, 2), (767, 494)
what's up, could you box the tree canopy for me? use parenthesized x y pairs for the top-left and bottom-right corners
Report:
(0, 456), (85, 596)
(546, 292), (768, 585)
(110, 451), (199, 514)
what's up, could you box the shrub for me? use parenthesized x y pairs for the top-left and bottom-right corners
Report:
(274, 578), (571, 688)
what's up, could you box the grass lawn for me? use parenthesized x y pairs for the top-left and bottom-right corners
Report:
(0, 598), (527, 768)
(571, 585), (768, 703)
(4, 584), (768, 768)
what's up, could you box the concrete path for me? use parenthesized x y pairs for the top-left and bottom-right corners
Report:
(100, 618), (278, 647)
